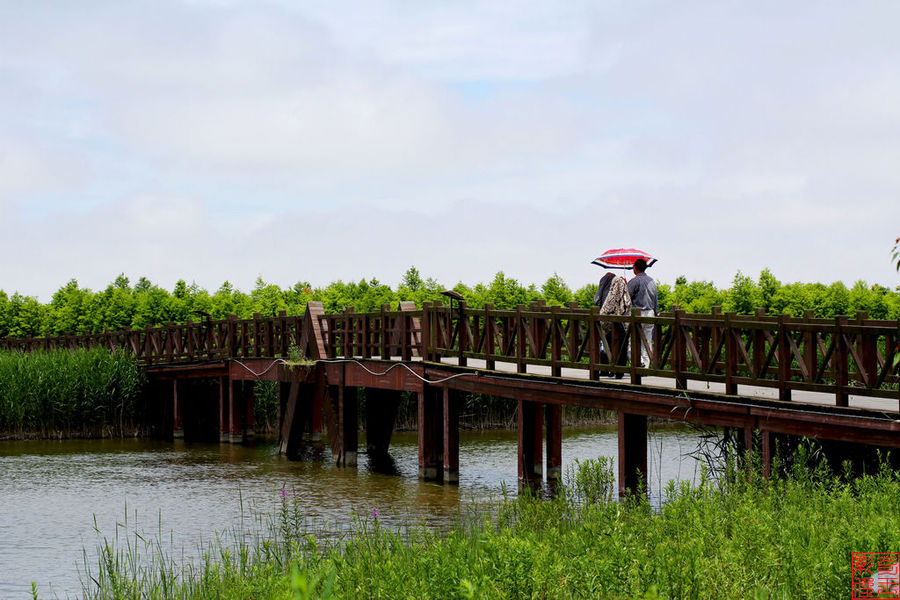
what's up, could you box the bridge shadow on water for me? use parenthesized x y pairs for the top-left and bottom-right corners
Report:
(365, 451), (401, 476)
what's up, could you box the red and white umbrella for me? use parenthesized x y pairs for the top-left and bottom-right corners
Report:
(591, 248), (657, 269)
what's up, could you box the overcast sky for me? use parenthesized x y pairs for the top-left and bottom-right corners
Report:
(2, 1), (899, 301)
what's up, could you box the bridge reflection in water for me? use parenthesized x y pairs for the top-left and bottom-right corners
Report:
(4, 300), (899, 496)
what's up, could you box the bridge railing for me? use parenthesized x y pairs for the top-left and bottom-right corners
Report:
(417, 300), (900, 407)
(2, 302), (898, 407)
(320, 303), (423, 360)
(0, 303), (424, 365)
(0, 312), (311, 364)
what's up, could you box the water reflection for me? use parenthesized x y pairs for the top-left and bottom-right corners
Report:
(0, 424), (712, 598)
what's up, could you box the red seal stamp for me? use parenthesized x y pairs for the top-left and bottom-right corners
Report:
(852, 553), (900, 599)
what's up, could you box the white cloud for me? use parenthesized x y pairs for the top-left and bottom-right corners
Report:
(0, 1), (899, 300)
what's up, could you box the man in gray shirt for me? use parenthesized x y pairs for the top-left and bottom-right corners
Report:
(626, 259), (657, 367)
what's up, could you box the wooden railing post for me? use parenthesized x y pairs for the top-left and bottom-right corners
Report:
(422, 302), (433, 362)
(516, 304), (526, 374)
(674, 306), (686, 390)
(630, 307), (642, 385)
(753, 309), (766, 381)
(857, 311), (877, 389)
(380, 304), (390, 360)
(457, 301), (468, 367)
(725, 312), (738, 395)
(550, 305), (562, 377)
(361, 312), (371, 359)
(484, 303), (495, 370)
(777, 314), (791, 401)
(226, 314), (237, 358)
(341, 308), (353, 358)
(251, 313), (261, 357)
(588, 306), (599, 380)
(568, 302), (580, 367)
(803, 310), (817, 384)
(278, 310), (288, 357)
(711, 306), (722, 373)
(400, 304), (411, 362)
(835, 315), (849, 407)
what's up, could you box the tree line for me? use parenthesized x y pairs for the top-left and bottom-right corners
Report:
(1, 267), (898, 339)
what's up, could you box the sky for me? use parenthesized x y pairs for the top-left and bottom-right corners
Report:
(1, 1), (899, 301)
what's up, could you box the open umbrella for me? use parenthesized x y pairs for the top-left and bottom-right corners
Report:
(591, 248), (657, 270)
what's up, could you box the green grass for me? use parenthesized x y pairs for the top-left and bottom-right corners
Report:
(0, 348), (144, 436)
(77, 456), (900, 600)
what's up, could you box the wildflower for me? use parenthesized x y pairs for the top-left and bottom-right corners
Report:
(281, 485), (286, 499)
(372, 507), (378, 519)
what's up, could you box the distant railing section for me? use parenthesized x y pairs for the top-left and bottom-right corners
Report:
(0, 313), (305, 364)
(2, 300), (898, 407)
(0, 302), (424, 366)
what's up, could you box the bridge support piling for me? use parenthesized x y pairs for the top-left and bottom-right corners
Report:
(761, 429), (772, 479)
(365, 388), (401, 457)
(218, 377), (229, 442)
(443, 388), (460, 484)
(310, 376), (324, 442)
(545, 404), (562, 480)
(278, 382), (290, 441)
(327, 385), (358, 466)
(280, 382), (300, 456)
(617, 411), (647, 497)
(228, 380), (244, 443)
(172, 380), (184, 439)
(244, 382), (256, 441)
(418, 387), (444, 481)
(518, 399), (544, 484)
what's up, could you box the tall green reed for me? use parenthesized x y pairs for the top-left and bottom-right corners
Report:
(79, 452), (900, 600)
(0, 348), (144, 436)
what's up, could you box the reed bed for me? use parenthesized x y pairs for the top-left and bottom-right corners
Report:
(0, 348), (145, 437)
(77, 455), (900, 600)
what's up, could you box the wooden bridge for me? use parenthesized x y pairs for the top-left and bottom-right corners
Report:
(3, 300), (900, 494)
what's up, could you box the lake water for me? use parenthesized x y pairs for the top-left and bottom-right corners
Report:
(0, 424), (715, 598)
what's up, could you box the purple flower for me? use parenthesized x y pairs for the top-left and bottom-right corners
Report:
(372, 507), (378, 519)
(281, 485), (286, 499)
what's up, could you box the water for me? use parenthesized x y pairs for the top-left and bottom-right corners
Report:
(0, 424), (712, 598)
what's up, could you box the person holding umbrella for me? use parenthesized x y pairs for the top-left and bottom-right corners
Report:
(594, 271), (631, 378)
(592, 248), (658, 368)
(627, 258), (657, 367)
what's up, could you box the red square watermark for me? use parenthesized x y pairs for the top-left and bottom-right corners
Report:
(852, 553), (900, 599)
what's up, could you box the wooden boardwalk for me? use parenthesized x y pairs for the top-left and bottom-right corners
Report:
(4, 300), (899, 494)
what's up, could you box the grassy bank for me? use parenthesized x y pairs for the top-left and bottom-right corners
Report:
(0, 348), (145, 438)
(78, 456), (900, 600)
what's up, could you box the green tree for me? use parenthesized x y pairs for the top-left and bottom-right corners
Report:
(112, 273), (131, 291)
(825, 281), (850, 317)
(757, 269), (781, 313)
(95, 283), (137, 332)
(396, 267), (444, 308)
(656, 282), (672, 312)
(400, 266), (423, 292)
(670, 279), (725, 313)
(210, 281), (253, 319)
(132, 284), (172, 328)
(482, 272), (530, 310)
(7, 293), (45, 338)
(541, 273), (572, 307)
(723, 271), (759, 315)
(251, 277), (287, 317)
(0, 290), (10, 337)
(573, 283), (597, 308)
(46, 279), (95, 335)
